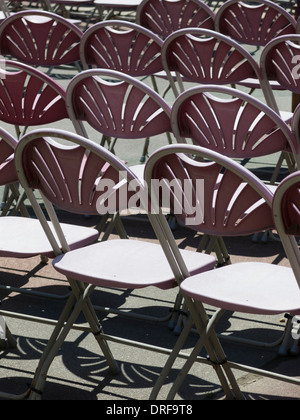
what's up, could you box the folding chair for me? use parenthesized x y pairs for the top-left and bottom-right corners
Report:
(172, 85), (299, 186)
(80, 20), (164, 93)
(171, 82), (299, 195)
(80, 20), (163, 74)
(66, 68), (181, 319)
(259, 34), (300, 183)
(169, 84), (300, 344)
(161, 27), (274, 107)
(145, 144), (300, 400)
(6, 128), (217, 400)
(0, 58), (69, 217)
(79, 20), (174, 157)
(0, 136), (101, 355)
(66, 68), (173, 163)
(136, 0), (215, 39)
(0, 59), (67, 138)
(0, 10), (83, 72)
(273, 171), (300, 292)
(215, 0), (297, 109)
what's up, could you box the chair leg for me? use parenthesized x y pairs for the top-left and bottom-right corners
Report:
(0, 184), (29, 217)
(27, 282), (119, 399)
(140, 137), (150, 163)
(166, 301), (244, 400)
(150, 315), (195, 400)
(0, 316), (17, 350)
(151, 297), (244, 400)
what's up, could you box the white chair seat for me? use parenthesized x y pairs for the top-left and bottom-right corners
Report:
(53, 239), (216, 289)
(0, 217), (98, 258)
(238, 77), (283, 90)
(181, 262), (300, 315)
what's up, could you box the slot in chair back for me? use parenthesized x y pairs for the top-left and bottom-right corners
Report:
(136, 0), (215, 39)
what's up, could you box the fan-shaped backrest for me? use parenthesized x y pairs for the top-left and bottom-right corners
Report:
(0, 60), (67, 126)
(161, 28), (266, 98)
(215, 0), (296, 47)
(261, 35), (300, 95)
(172, 85), (298, 161)
(80, 20), (164, 76)
(0, 10), (83, 67)
(66, 69), (172, 140)
(16, 129), (141, 216)
(145, 144), (274, 236)
(136, 0), (215, 38)
(0, 127), (18, 185)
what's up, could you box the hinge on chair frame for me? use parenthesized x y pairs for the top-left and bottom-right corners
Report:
(216, 256), (231, 268)
(206, 355), (228, 366)
(27, 384), (43, 396)
(170, 308), (189, 318)
(93, 329), (103, 337)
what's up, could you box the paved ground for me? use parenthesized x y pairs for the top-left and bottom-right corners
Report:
(0, 16), (299, 402)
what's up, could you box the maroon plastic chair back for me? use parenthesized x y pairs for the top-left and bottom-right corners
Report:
(80, 20), (164, 77)
(162, 28), (263, 86)
(0, 60), (67, 127)
(136, 0), (215, 38)
(172, 85), (298, 159)
(146, 144), (274, 236)
(215, 0), (296, 47)
(66, 69), (172, 140)
(0, 10), (83, 67)
(261, 35), (300, 95)
(17, 130), (141, 215)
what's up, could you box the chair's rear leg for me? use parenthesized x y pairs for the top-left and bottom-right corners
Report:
(28, 284), (118, 399)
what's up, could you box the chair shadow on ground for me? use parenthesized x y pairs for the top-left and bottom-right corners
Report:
(0, 330), (222, 400)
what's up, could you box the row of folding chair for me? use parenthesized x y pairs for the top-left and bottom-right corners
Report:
(0, 5), (297, 117)
(0, 124), (300, 399)
(136, 0), (298, 41)
(1, 0), (298, 44)
(0, 7), (297, 169)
